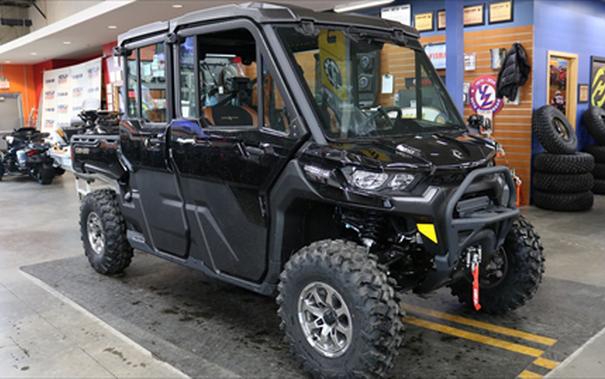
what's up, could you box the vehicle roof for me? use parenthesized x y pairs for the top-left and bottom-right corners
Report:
(118, 2), (419, 46)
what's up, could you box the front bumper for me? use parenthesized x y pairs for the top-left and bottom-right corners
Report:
(405, 166), (519, 292)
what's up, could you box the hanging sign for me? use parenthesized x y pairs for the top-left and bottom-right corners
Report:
(414, 12), (434, 32)
(425, 43), (446, 70)
(41, 58), (102, 131)
(381, 4), (412, 26)
(469, 76), (504, 114)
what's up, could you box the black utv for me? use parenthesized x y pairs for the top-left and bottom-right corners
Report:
(71, 3), (544, 378)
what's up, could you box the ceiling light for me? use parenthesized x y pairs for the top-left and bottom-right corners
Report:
(107, 25), (117, 29)
(172, 4), (183, 8)
(63, 41), (71, 45)
(4, 60), (11, 64)
(333, 0), (394, 13)
(30, 52), (37, 56)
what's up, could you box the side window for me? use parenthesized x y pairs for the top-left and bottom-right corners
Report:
(140, 43), (167, 123)
(126, 50), (138, 118)
(262, 66), (292, 133)
(197, 28), (258, 127)
(179, 37), (196, 118)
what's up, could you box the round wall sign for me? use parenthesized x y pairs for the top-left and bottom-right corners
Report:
(469, 75), (504, 114)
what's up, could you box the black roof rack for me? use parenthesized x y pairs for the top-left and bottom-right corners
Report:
(118, 2), (418, 46)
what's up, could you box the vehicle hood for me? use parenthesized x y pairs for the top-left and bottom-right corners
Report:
(302, 132), (497, 172)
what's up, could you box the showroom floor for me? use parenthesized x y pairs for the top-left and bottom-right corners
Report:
(1, 173), (605, 378)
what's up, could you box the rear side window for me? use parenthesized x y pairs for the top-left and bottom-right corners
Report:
(126, 50), (138, 118)
(124, 42), (168, 123)
(140, 43), (167, 123)
(179, 37), (196, 118)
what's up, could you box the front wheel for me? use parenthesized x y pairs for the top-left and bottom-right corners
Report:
(80, 189), (133, 275)
(450, 216), (545, 314)
(277, 240), (404, 378)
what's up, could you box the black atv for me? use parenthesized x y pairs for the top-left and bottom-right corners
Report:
(0, 127), (58, 184)
(70, 4), (544, 378)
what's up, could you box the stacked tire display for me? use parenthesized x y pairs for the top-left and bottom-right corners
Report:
(583, 106), (605, 194)
(532, 105), (594, 211)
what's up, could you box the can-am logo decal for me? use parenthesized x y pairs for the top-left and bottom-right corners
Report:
(44, 90), (55, 99)
(469, 76), (503, 114)
(396, 144), (421, 157)
(57, 104), (69, 113)
(73, 87), (83, 97)
(45, 78), (55, 84)
(57, 91), (69, 97)
(72, 73), (83, 79)
(58, 74), (69, 84)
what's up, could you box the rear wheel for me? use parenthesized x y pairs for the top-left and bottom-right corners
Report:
(80, 189), (133, 275)
(277, 239), (404, 378)
(36, 164), (55, 185)
(450, 216), (544, 314)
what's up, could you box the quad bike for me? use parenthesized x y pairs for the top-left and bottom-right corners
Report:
(0, 127), (60, 184)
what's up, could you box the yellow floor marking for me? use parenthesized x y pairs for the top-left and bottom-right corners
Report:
(518, 369), (543, 378)
(405, 316), (545, 358)
(532, 357), (559, 370)
(404, 304), (558, 347)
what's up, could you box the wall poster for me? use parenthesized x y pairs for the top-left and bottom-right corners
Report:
(489, 1), (513, 24)
(41, 58), (102, 131)
(414, 12), (433, 32)
(437, 9), (446, 30)
(590, 56), (605, 108)
(464, 4), (485, 26)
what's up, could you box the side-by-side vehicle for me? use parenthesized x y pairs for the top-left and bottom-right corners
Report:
(71, 3), (544, 377)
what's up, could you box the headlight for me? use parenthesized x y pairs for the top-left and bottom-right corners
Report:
(347, 169), (416, 191)
(390, 173), (415, 190)
(6, 136), (14, 144)
(348, 170), (389, 190)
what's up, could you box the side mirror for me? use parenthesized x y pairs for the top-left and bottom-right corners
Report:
(467, 114), (493, 136)
(467, 114), (484, 131)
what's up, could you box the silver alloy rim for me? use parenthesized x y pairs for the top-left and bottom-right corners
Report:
(87, 212), (105, 255)
(297, 281), (353, 358)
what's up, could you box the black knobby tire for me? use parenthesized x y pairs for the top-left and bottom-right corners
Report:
(277, 240), (404, 378)
(585, 145), (605, 163)
(449, 216), (544, 315)
(80, 189), (133, 274)
(533, 105), (577, 154)
(593, 179), (605, 194)
(594, 163), (605, 179)
(583, 106), (605, 145)
(533, 152), (594, 174)
(532, 172), (593, 193)
(533, 190), (594, 212)
(37, 164), (55, 185)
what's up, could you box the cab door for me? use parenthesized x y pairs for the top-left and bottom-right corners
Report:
(120, 40), (189, 258)
(169, 23), (306, 282)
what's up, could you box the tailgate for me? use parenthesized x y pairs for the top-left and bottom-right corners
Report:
(71, 134), (124, 179)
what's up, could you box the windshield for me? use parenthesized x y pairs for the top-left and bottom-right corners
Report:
(276, 26), (464, 139)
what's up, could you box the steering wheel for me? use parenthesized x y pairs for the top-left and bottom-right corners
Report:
(357, 106), (402, 135)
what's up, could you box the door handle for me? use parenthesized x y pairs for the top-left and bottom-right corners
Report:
(175, 137), (195, 145)
(245, 145), (264, 156)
